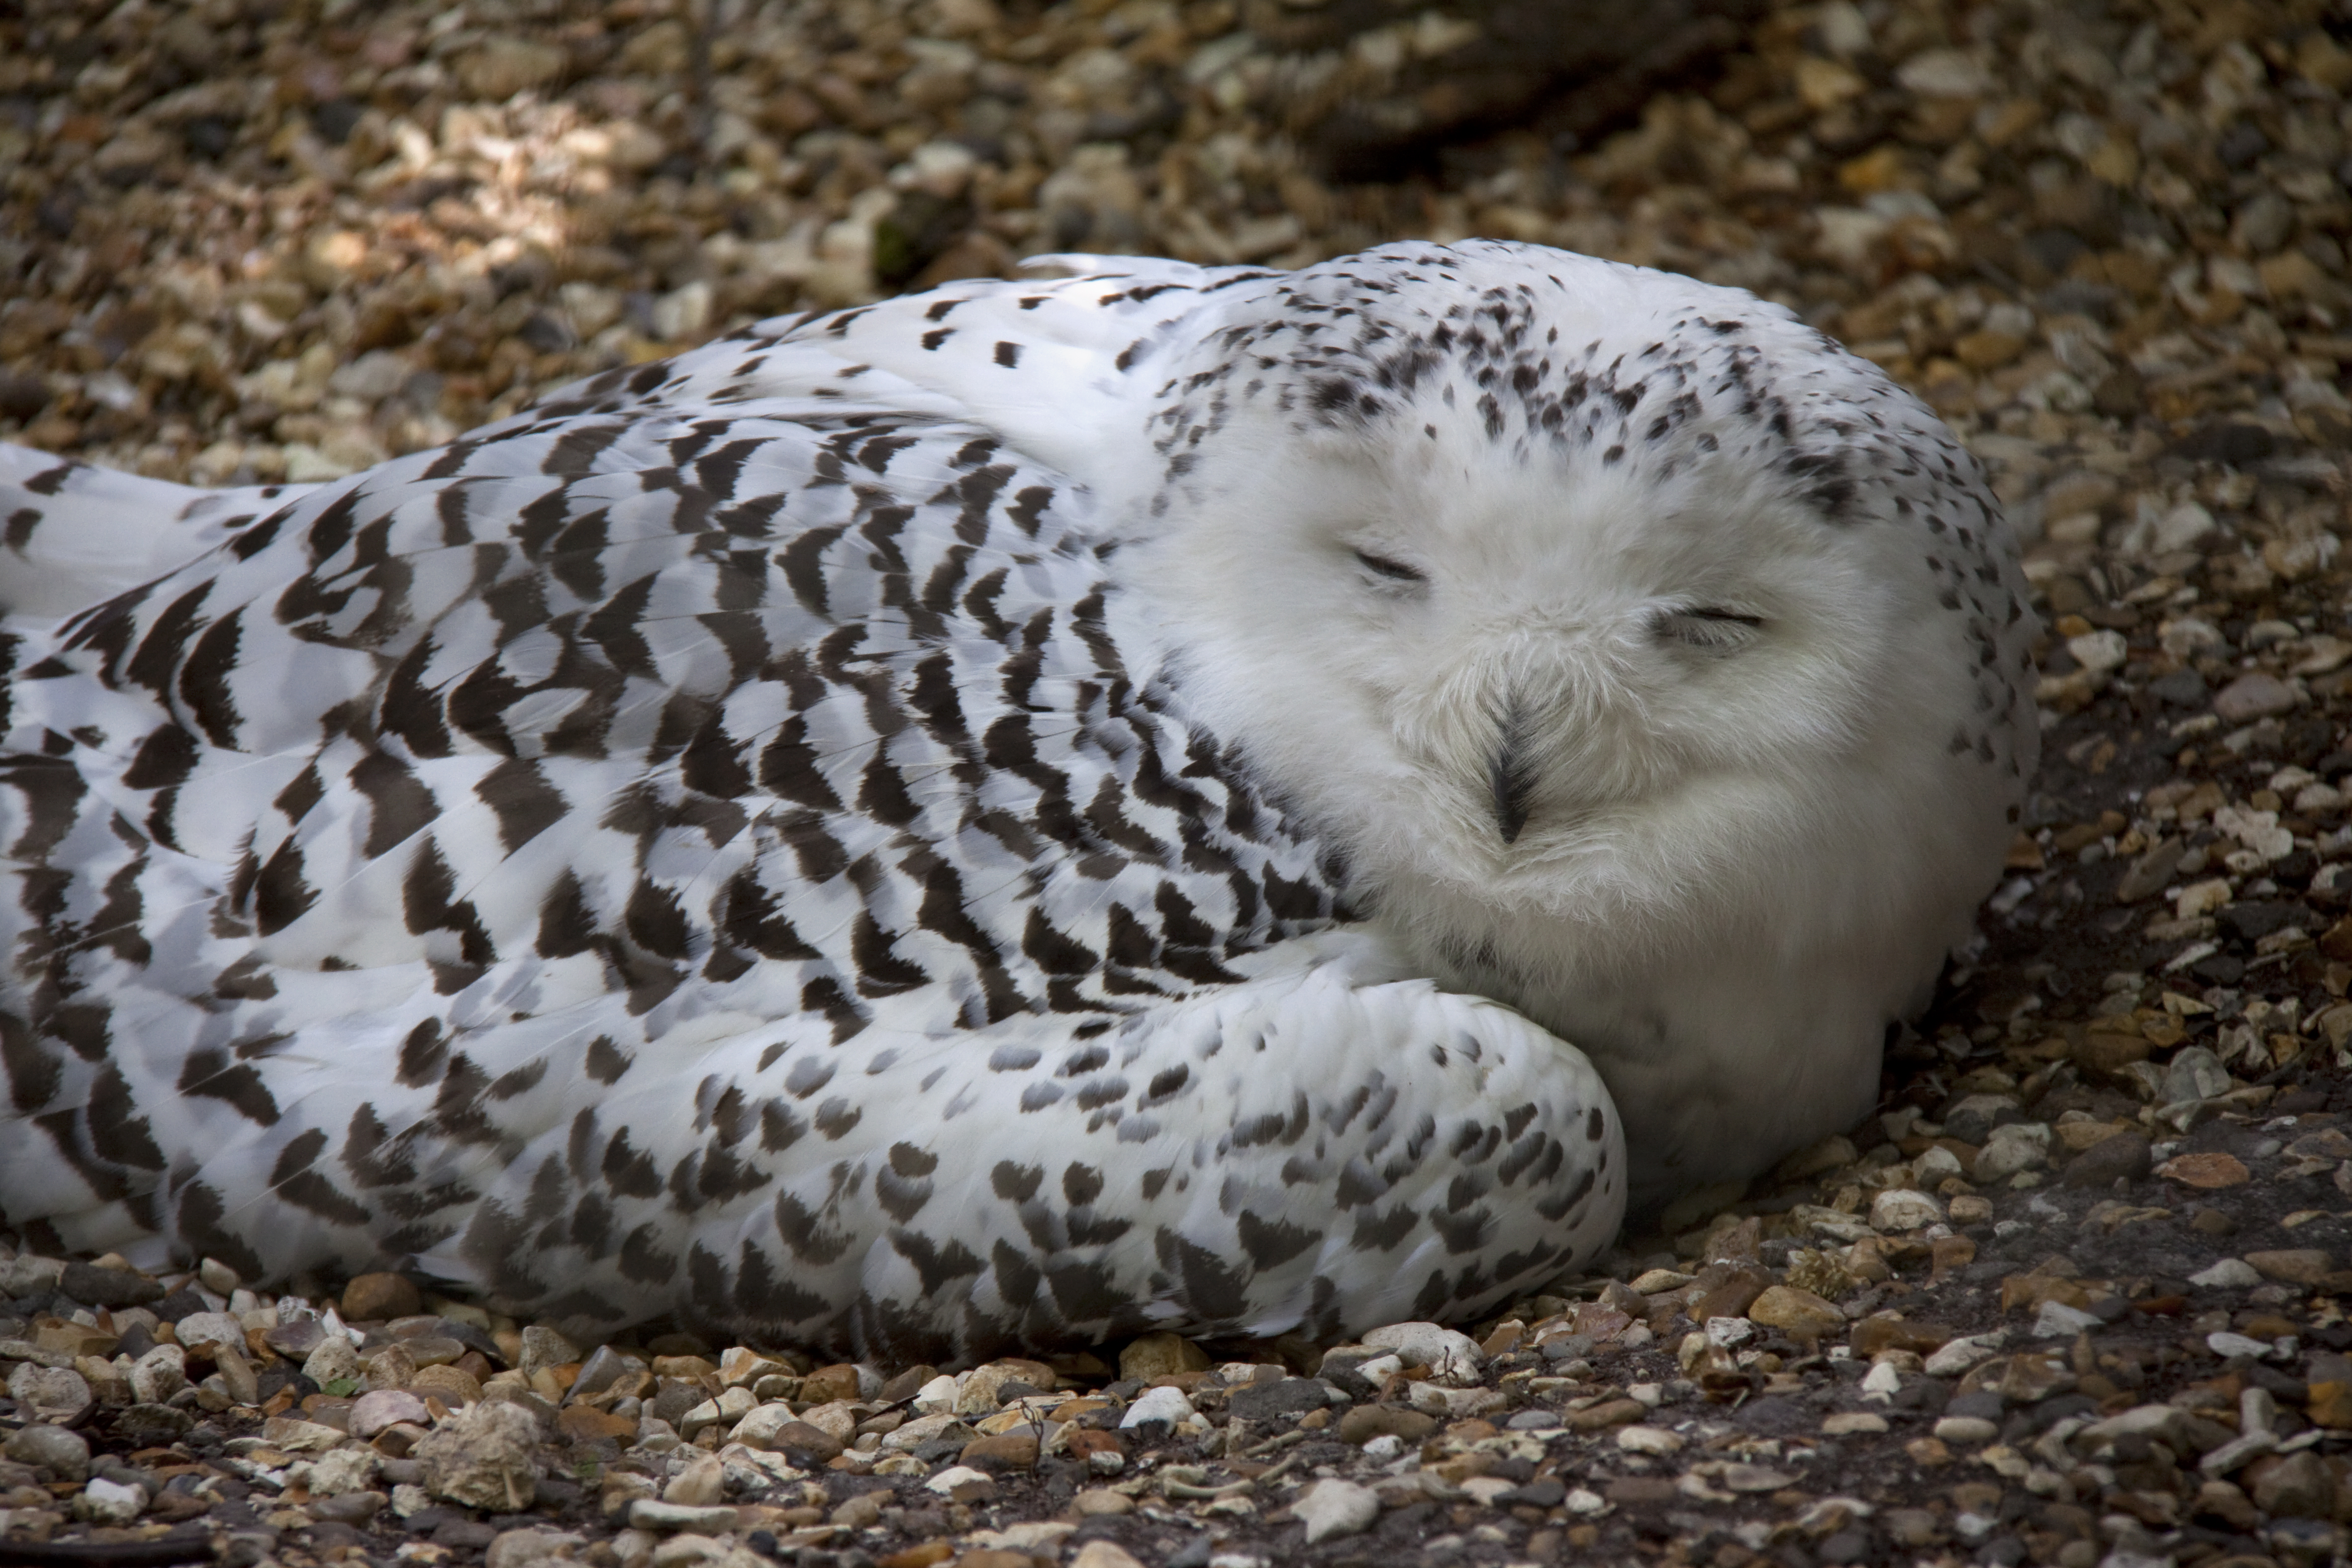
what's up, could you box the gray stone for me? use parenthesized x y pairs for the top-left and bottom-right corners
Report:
(2213, 672), (2295, 723)
(127, 1344), (187, 1405)
(4, 1423), (90, 1481)
(174, 1311), (246, 1356)
(415, 1400), (541, 1512)
(1293, 1478), (1379, 1543)
(627, 1500), (739, 1532)
(2162, 1046), (2231, 1105)
(6, 1363), (92, 1424)
(1226, 1377), (1327, 1422)
(59, 1262), (162, 1308)
(303, 1334), (363, 1388)
(515, 1326), (579, 1378)
(2062, 1131), (2152, 1188)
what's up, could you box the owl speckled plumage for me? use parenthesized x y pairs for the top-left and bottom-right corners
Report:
(0, 242), (2036, 1360)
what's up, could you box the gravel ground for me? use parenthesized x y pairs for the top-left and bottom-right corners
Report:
(7, 0), (2352, 1565)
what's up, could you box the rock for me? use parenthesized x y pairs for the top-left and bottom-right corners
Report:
(924, 1465), (995, 1503)
(627, 1501), (738, 1532)
(2033, 1301), (2103, 1337)
(128, 1344), (187, 1405)
(1069, 1543), (1146, 1568)
(516, 1326), (579, 1378)
(1226, 1377), (1329, 1421)
(2161, 1046), (2231, 1104)
(303, 1334), (363, 1388)
(727, 1404), (804, 1451)
(579, 1345), (652, 1399)
(415, 1399), (541, 1512)
(2213, 672), (2296, 723)
(1293, 1478), (1379, 1543)
(58, 1261), (162, 1308)
(556, 1406), (639, 1444)
(1119, 1385), (1196, 1430)
(453, 36), (568, 100)
(2062, 1131), (2152, 1188)
(1932, 1416), (1998, 1445)
(5, 1423), (90, 1481)
(1848, 1319), (1953, 1358)
(1566, 1398), (1648, 1430)
(958, 1433), (1038, 1471)
(1617, 1425), (1683, 1455)
(797, 1364), (865, 1405)
(747, 1419), (841, 1464)
(1117, 1333), (1210, 1381)
(2308, 1380), (2352, 1428)
(2246, 1451), (2336, 1518)
(116, 1405), (193, 1447)
(1870, 1188), (1944, 1230)
(1336, 1406), (1435, 1445)
(264, 1319), (327, 1360)
(261, 1416), (347, 1451)
(2157, 1152), (2251, 1188)
(342, 1274), (422, 1323)
(2114, 837), (2185, 902)
(1972, 1123), (2051, 1182)
(1923, 1334), (2006, 1376)
(1821, 1412), (1888, 1436)
(7, 1363), (92, 1424)
(485, 1529), (584, 1568)
(2243, 1249), (2336, 1285)
(77, 1476), (146, 1525)
(2073, 1030), (2152, 1078)
(311, 1492), (386, 1525)
(663, 1453), (726, 1507)
(795, 1401), (860, 1444)
(1407, 1382), (1505, 1419)
(1063, 1429), (1126, 1472)
(411, 1364), (483, 1408)
(298, 1449), (383, 1497)
(1360, 1322), (1484, 1383)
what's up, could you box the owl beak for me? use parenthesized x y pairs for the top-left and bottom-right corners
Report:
(1490, 711), (1535, 845)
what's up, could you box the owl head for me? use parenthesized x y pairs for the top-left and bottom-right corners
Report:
(1115, 241), (2041, 1206)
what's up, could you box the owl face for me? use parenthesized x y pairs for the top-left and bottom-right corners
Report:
(1120, 244), (2037, 1136)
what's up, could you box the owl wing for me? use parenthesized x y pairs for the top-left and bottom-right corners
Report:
(0, 362), (1344, 1296)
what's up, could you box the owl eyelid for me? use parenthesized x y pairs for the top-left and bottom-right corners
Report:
(1654, 605), (1765, 647)
(1351, 548), (1426, 584)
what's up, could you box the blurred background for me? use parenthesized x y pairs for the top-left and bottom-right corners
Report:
(0, 0), (2344, 591)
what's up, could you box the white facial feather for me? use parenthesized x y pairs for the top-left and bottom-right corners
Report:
(1118, 242), (2038, 1205)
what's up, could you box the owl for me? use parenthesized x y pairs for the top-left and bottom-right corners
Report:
(0, 241), (2036, 1360)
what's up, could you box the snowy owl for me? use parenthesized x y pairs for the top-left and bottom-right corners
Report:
(0, 241), (2036, 1359)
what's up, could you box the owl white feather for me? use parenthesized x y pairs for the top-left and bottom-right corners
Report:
(0, 241), (2035, 1358)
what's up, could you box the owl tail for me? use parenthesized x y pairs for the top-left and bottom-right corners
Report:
(0, 442), (317, 622)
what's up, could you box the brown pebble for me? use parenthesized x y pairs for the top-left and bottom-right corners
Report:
(556, 1405), (638, 1444)
(879, 1365), (940, 1403)
(799, 1364), (863, 1405)
(341, 1273), (422, 1323)
(2246, 1451), (2336, 1519)
(956, 1433), (1038, 1471)
(1847, 1319), (1953, 1358)
(2242, 1248), (2335, 1285)
(1335, 1406), (1436, 1445)
(2190, 1206), (2237, 1236)
(1565, 1399), (1647, 1431)
(1062, 1428), (1126, 1463)
(2062, 1130), (2152, 1188)
(876, 1546), (953, 1568)
(765, 1421), (845, 1464)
